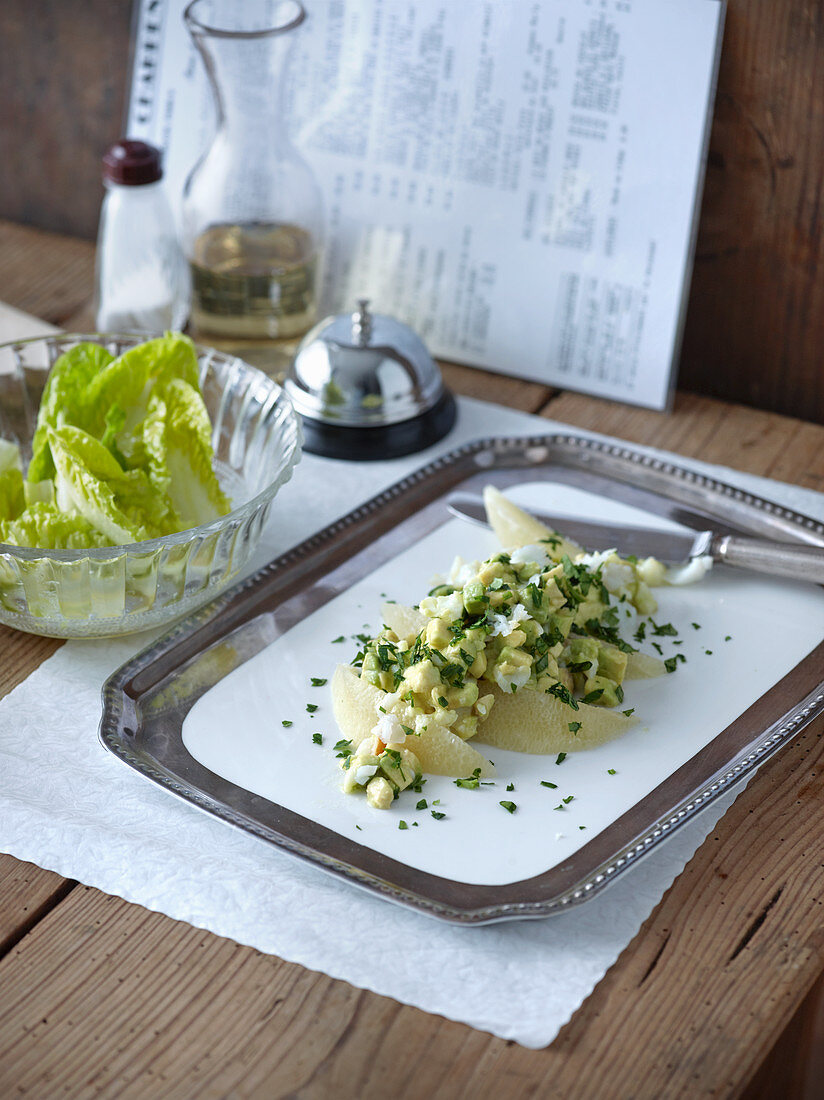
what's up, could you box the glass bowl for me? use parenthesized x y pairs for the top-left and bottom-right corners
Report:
(0, 333), (302, 637)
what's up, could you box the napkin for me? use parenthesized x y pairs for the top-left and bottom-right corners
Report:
(2, 397), (822, 1048)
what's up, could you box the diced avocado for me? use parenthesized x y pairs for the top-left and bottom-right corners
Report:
(632, 580), (658, 616)
(379, 747), (421, 791)
(366, 775), (395, 809)
(583, 674), (622, 708)
(596, 641), (628, 683)
(564, 636), (599, 668)
(449, 680), (479, 708)
(495, 645), (532, 670)
(463, 581), (488, 615)
(573, 597), (608, 627)
(546, 611), (575, 648)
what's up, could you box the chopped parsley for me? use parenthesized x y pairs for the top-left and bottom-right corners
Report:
(310, 677), (327, 687)
(312, 733), (323, 745)
(664, 653), (687, 673)
(568, 721), (582, 734)
(607, 768), (617, 775)
(540, 780), (558, 789)
(691, 622), (701, 630)
(416, 799), (428, 810)
(563, 795), (574, 804)
(431, 810), (446, 820)
(500, 801), (517, 814)
(705, 649), (713, 656)
(622, 708), (635, 717)
(306, 703), (319, 713)
(582, 688), (604, 705)
(281, 720), (293, 728)
(725, 635), (732, 642)
(331, 635), (345, 643)
(398, 820), (408, 830)
(454, 767), (493, 789)
(584, 618), (635, 654)
(545, 682), (579, 710)
(650, 620), (678, 637)
(506, 782), (515, 792)
(555, 752), (567, 765)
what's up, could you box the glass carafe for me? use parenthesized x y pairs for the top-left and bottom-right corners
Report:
(182, 0), (323, 373)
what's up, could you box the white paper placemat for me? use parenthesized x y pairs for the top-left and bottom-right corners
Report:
(2, 396), (823, 1048)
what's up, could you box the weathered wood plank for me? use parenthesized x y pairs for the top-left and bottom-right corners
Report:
(0, 222), (95, 329)
(439, 359), (554, 413)
(679, 1), (824, 424)
(0, 858), (73, 959)
(0, 1), (131, 241)
(743, 968), (824, 1100)
(0, 627), (61, 703)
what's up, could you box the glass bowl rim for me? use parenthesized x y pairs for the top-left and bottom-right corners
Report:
(0, 331), (303, 562)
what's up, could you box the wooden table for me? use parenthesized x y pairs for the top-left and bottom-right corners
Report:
(1, 221), (823, 1098)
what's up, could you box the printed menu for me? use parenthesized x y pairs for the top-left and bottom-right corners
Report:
(126, 0), (724, 409)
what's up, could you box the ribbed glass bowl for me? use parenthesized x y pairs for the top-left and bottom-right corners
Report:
(0, 333), (302, 637)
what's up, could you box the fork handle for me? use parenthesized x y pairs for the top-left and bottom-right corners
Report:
(712, 535), (824, 584)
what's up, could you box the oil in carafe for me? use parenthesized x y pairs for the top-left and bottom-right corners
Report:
(188, 221), (318, 348)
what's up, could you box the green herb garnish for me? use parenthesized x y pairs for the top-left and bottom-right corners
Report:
(454, 767), (492, 790)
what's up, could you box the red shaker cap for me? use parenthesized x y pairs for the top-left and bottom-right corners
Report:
(102, 139), (163, 185)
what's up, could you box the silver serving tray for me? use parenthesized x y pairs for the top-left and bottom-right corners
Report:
(99, 434), (824, 924)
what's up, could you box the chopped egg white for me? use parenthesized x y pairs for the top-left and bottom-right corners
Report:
(510, 544), (552, 567)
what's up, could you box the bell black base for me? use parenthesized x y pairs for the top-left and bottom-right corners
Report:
(299, 390), (457, 461)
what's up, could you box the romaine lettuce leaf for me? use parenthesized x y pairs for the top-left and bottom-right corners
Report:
(28, 343), (115, 482)
(0, 501), (111, 549)
(0, 468), (24, 522)
(84, 332), (200, 438)
(49, 426), (158, 544)
(4, 333), (231, 551)
(23, 478), (55, 507)
(142, 379), (231, 529)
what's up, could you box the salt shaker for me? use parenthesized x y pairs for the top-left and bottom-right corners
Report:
(94, 139), (189, 333)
